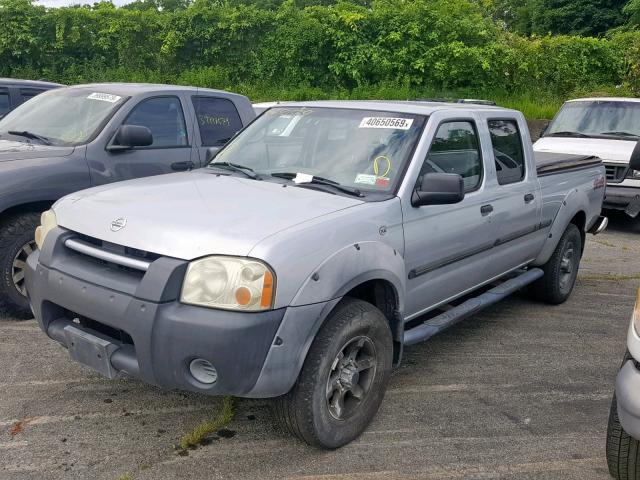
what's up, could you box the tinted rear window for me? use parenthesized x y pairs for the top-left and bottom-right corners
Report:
(192, 97), (244, 146)
(488, 119), (525, 185)
(0, 91), (9, 116)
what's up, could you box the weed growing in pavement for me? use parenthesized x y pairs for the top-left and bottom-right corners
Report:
(177, 396), (236, 451)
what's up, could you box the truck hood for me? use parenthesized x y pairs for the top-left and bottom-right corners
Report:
(0, 139), (74, 162)
(54, 171), (365, 260)
(534, 137), (635, 165)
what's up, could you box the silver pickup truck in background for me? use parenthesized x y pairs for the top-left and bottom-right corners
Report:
(25, 101), (607, 448)
(534, 97), (640, 221)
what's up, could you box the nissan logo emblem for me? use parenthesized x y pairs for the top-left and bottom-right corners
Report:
(110, 218), (127, 232)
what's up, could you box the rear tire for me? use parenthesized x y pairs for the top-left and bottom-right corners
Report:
(0, 212), (40, 319)
(607, 351), (640, 480)
(273, 297), (393, 449)
(529, 223), (582, 304)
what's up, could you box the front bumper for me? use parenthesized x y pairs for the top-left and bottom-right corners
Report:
(604, 186), (640, 217)
(616, 360), (640, 440)
(25, 228), (331, 398)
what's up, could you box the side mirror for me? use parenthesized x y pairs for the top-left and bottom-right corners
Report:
(630, 140), (640, 170)
(411, 173), (465, 207)
(108, 125), (153, 151)
(205, 146), (221, 163)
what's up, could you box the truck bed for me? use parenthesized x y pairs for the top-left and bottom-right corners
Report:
(535, 151), (601, 176)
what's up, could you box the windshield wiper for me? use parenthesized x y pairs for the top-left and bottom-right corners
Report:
(547, 131), (592, 138)
(7, 130), (53, 145)
(599, 131), (640, 138)
(208, 161), (259, 179)
(270, 172), (364, 197)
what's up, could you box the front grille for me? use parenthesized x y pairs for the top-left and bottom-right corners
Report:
(75, 233), (160, 262)
(605, 164), (628, 184)
(63, 232), (161, 274)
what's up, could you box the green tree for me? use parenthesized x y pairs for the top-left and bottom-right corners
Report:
(624, 0), (640, 25)
(529, 0), (626, 36)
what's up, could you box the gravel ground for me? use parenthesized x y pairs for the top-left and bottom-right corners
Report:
(0, 214), (638, 480)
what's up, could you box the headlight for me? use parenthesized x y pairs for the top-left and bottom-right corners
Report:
(34, 210), (57, 250)
(181, 256), (275, 311)
(633, 288), (640, 335)
(628, 169), (640, 180)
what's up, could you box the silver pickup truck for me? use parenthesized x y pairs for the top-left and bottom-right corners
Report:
(25, 101), (607, 448)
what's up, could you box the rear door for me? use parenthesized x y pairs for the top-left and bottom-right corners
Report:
(95, 95), (192, 183)
(190, 95), (245, 166)
(482, 116), (544, 276)
(402, 114), (496, 320)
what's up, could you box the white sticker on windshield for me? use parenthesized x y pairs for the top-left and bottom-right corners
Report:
(354, 174), (376, 185)
(359, 117), (414, 130)
(87, 92), (122, 103)
(293, 172), (314, 184)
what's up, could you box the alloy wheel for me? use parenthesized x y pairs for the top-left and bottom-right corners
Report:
(326, 335), (377, 421)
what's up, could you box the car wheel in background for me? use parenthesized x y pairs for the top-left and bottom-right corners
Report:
(0, 212), (40, 319)
(607, 351), (640, 480)
(273, 297), (393, 449)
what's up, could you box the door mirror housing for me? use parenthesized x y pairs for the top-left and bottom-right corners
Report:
(630, 140), (640, 171)
(108, 125), (153, 151)
(411, 173), (465, 207)
(205, 146), (221, 163)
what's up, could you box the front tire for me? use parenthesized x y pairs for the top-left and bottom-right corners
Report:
(0, 212), (40, 319)
(607, 392), (640, 479)
(274, 298), (393, 449)
(529, 223), (582, 304)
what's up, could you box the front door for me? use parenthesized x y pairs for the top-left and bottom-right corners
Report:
(88, 95), (192, 185)
(402, 118), (496, 321)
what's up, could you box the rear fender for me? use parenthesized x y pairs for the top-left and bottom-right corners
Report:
(532, 188), (588, 266)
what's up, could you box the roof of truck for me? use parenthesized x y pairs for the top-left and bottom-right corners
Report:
(267, 100), (516, 116)
(0, 78), (63, 88)
(65, 83), (243, 97)
(567, 97), (640, 103)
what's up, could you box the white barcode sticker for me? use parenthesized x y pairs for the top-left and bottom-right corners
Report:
(87, 92), (122, 103)
(359, 117), (414, 130)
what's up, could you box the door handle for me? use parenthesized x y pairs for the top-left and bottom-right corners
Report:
(171, 161), (195, 171)
(524, 193), (535, 203)
(480, 204), (494, 216)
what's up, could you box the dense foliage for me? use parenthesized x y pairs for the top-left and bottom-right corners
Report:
(485, 0), (627, 36)
(1, 0), (640, 117)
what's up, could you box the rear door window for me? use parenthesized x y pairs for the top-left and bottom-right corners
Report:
(488, 119), (526, 185)
(124, 96), (188, 148)
(19, 88), (47, 105)
(191, 96), (243, 146)
(0, 90), (10, 117)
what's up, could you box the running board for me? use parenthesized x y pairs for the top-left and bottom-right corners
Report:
(403, 268), (544, 346)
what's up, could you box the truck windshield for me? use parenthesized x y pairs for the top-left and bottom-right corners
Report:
(0, 88), (128, 146)
(212, 107), (426, 192)
(546, 100), (640, 140)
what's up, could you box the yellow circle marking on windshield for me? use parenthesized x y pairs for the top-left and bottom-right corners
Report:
(373, 156), (392, 177)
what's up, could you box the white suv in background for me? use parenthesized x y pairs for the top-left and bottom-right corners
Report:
(534, 98), (640, 220)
